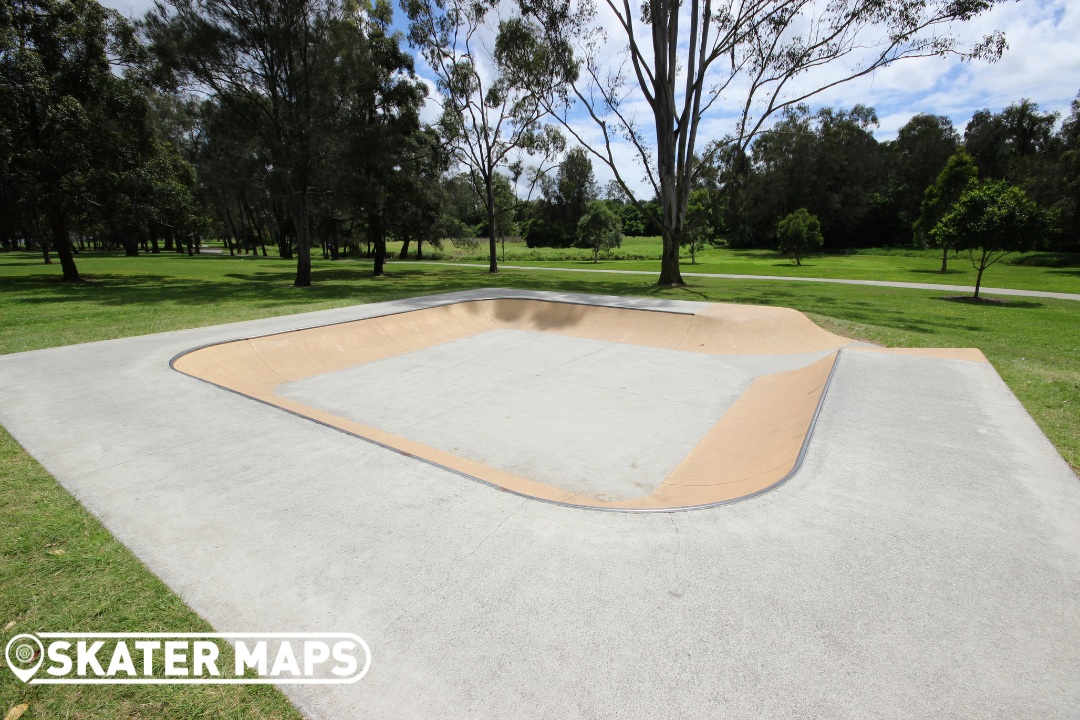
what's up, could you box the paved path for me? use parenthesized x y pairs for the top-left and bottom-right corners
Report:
(411, 261), (1080, 302)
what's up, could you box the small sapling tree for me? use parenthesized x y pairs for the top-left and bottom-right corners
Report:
(931, 181), (1047, 300)
(776, 209), (823, 266)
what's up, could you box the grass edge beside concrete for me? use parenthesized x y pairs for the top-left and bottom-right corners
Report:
(0, 424), (304, 720)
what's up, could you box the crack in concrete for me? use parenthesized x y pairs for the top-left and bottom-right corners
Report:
(669, 513), (682, 586)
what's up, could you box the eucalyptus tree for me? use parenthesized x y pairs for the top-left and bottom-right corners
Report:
(402, 0), (569, 272)
(146, 0), (360, 286)
(1, 0), (148, 280)
(554, 147), (597, 234)
(390, 128), (452, 260)
(523, 146), (596, 246)
(333, 12), (427, 276)
(509, 0), (1009, 285)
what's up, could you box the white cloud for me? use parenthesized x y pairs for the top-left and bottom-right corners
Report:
(812, 0), (1078, 138)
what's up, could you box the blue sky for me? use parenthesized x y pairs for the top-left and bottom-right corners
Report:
(104, 0), (1079, 194)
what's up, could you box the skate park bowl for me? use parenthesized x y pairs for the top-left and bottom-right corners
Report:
(171, 298), (986, 511)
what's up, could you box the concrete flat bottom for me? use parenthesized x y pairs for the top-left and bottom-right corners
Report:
(1, 289), (1078, 719)
(279, 330), (753, 500)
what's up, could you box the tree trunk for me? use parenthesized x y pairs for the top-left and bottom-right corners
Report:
(371, 210), (386, 277)
(416, 238), (423, 259)
(485, 177), (498, 274)
(974, 251), (986, 300)
(47, 210), (81, 281)
(224, 206), (240, 257)
(940, 246), (948, 272)
(653, 59), (685, 288)
(292, 198), (312, 287)
(241, 197), (268, 256)
(657, 231), (684, 285)
(122, 231), (139, 257)
(398, 237), (411, 260)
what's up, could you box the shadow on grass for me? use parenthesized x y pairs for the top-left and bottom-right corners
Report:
(0, 264), (458, 309)
(1, 252), (1041, 344)
(907, 268), (970, 277)
(937, 296), (1045, 309)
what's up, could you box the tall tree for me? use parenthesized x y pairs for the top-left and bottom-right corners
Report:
(717, 105), (883, 250)
(330, 10), (426, 276)
(403, 0), (568, 273)
(512, 0), (1008, 285)
(915, 149), (978, 271)
(146, 0), (364, 286)
(964, 99), (1063, 225)
(555, 146), (597, 231)
(1056, 93), (1080, 248)
(889, 114), (960, 232)
(1, 0), (148, 280)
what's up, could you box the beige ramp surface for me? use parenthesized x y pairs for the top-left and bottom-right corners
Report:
(172, 297), (984, 510)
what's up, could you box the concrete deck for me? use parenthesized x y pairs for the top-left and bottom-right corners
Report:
(1, 289), (1078, 718)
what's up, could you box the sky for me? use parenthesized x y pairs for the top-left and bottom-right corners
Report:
(103, 0), (1079, 195)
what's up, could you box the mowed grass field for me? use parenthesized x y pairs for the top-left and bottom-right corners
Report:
(1, 247), (1078, 718)
(393, 235), (1080, 293)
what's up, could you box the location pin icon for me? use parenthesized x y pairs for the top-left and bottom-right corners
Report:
(5, 634), (44, 683)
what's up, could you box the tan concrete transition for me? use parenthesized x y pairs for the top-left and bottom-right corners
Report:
(172, 298), (986, 510)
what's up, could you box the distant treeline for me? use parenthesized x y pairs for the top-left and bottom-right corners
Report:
(2, 0), (1077, 286)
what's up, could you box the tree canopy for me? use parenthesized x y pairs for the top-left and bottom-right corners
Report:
(0, 0), (183, 279)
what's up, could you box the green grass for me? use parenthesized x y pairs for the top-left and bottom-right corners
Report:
(0, 421), (303, 719)
(1, 247), (1078, 716)
(407, 236), (1080, 293)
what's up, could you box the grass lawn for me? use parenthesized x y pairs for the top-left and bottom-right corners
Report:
(1, 248), (1078, 717)
(400, 236), (1080, 294)
(0, 425), (303, 719)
